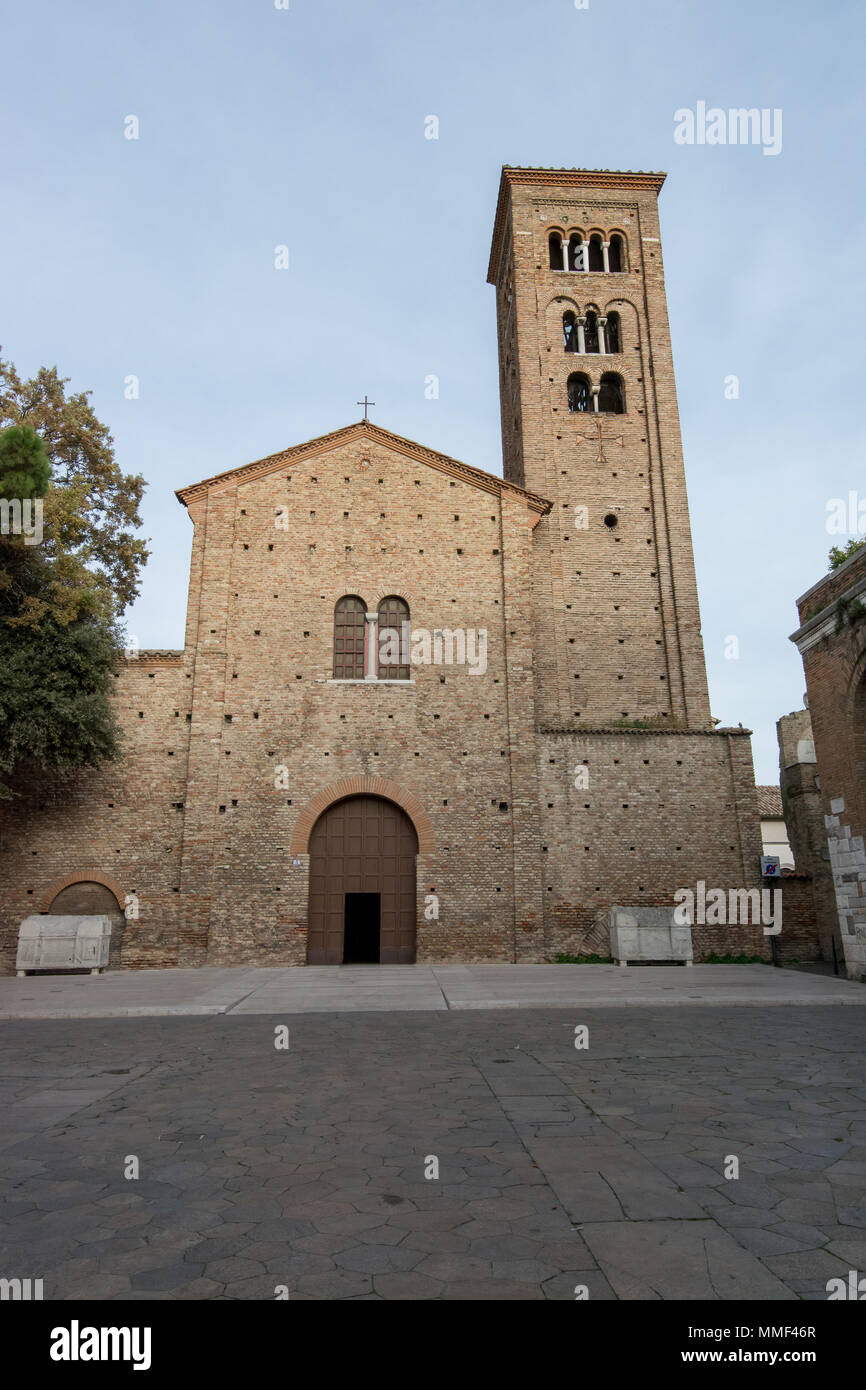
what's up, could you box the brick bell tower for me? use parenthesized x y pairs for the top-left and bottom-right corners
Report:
(488, 167), (714, 733)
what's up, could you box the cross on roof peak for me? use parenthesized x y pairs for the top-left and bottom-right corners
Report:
(357, 395), (375, 421)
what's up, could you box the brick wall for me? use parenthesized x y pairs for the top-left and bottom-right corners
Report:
(790, 546), (866, 977)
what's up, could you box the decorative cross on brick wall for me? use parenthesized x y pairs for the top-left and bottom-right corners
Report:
(576, 416), (625, 463)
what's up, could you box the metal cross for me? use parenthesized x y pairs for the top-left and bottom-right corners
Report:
(357, 396), (375, 420)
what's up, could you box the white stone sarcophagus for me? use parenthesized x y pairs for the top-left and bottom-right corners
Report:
(609, 907), (693, 967)
(16, 915), (112, 976)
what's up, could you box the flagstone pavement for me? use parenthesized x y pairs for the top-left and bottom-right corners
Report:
(1, 1002), (865, 1300)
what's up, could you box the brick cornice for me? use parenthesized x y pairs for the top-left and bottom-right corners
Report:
(289, 777), (435, 854)
(175, 420), (551, 519)
(123, 650), (183, 666)
(538, 725), (753, 737)
(487, 166), (666, 284)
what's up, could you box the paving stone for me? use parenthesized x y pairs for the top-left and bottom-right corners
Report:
(372, 1271), (444, 1299)
(131, 1262), (201, 1291)
(335, 1244), (423, 1274)
(580, 1220), (797, 1301)
(295, 1269), (373, 1299)
(764, 1249), (855, 1279)
(440, 1277), (544, 1300)
(3, 1005), (866, 1301)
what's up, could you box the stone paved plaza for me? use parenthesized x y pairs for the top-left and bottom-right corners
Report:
(2, 1002), (866, 1300)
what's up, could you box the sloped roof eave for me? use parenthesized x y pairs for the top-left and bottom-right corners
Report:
(174, 418), (552, 519)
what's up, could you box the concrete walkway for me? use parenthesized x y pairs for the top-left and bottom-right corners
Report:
(0, 963), (862, 1019)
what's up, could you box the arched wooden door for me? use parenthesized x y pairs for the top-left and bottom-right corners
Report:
(307, 795), (418, 964)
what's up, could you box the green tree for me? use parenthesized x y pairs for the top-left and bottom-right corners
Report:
(0, 352), (149, 796)
(829, 537), (865, 571)
(0, 424), (51, 501)
(0, 352), (149, 626)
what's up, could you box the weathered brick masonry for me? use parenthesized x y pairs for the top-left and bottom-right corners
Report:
(0, 167), (767, 971)
(790, 545), (866, 978)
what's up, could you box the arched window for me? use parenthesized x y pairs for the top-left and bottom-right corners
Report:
(608, 235), (624, 272)
(598, 373), (625, 414)
(548, 232), (564, 269)
(568, 234), (586, 272)
(584, 310), (599, 353)
(334, 596), (366, 679)
(588, 234), (604, 272)
(377, 596), (410, 680)
(605, 311), (621, 353)
(567, 373), (592, 413)
(563, 311), (578, 351)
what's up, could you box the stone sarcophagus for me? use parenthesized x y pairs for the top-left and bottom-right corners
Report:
(16, 915), (112, 976)
(609, 907), (693, 966)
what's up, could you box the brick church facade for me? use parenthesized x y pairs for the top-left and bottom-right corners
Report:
(0, 167), (766, 972)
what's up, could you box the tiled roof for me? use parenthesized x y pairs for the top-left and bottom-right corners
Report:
(757, 785), (783, 818)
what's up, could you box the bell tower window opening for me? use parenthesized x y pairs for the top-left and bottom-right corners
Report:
(567, 373), (592, 413)
(598, 373), (625, 414)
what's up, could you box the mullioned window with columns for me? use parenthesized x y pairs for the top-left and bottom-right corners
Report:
(332, 595), (412, 681)
(567, 371), (625, 415)
(548, 230), (626, 273)
(563, 309), (621, 354)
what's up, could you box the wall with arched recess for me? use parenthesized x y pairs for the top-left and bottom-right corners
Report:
(289, 777), (435, 855)
(39, 871), (126, 914)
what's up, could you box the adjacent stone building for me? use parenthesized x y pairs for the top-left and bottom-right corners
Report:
(0, 167), (766, 972)
(789, 546), (866, 978)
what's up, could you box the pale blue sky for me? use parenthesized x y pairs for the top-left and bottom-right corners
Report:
(3, 0), (864, 781)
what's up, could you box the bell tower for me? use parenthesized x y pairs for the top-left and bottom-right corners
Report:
(488, 167), (713, 732)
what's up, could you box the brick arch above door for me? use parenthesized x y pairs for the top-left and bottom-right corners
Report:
(290, 777), (435, 855)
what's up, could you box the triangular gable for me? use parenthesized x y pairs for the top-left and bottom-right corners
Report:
(175, 419), (551, 522)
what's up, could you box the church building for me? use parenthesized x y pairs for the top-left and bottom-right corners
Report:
(0, 167), (765, 972)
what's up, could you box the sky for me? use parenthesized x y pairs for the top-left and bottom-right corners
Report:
(3, 0), (864, 783)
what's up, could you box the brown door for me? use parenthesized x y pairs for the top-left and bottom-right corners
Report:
(307, 796), (418, 964)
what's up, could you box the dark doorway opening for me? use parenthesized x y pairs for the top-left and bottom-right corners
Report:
(343, 893), (381, 963)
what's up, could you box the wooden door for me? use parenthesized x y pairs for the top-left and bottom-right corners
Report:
(307, 796), (418, 963)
